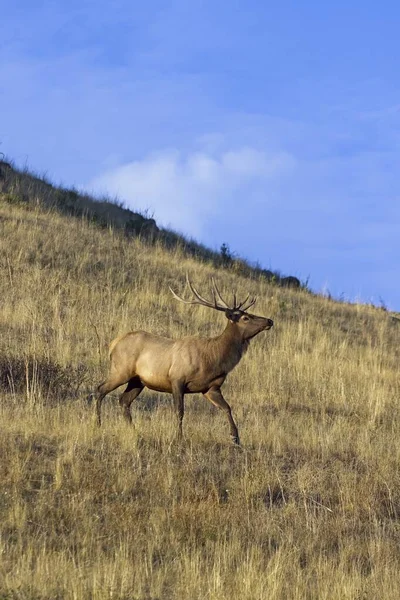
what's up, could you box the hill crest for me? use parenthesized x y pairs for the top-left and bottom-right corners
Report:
(0, 157), (300, 288)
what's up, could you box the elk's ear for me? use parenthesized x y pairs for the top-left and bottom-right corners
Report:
(225, 310), (241, 322)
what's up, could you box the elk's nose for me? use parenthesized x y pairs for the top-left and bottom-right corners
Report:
(267, 319), (274, 328)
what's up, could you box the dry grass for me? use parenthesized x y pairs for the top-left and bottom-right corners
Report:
(1, 197), (400, 599)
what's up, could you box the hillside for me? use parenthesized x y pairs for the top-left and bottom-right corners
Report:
(0, 157), (300, 287)
(0, 177), (400, 599)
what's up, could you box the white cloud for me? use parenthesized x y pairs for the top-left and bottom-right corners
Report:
(86, 147), (295, 237)
(2, 1), (400, 308)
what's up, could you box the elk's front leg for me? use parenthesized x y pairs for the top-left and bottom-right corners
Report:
(172, 381), (185, 440)
(203, 387), (240, 445)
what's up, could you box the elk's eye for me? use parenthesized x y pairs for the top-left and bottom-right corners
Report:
(242, 315), (249, 322)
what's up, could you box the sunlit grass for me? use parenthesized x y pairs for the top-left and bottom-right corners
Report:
(1, 197), (400, 599)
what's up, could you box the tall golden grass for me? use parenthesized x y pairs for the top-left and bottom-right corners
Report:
(1, 195), (400, 599)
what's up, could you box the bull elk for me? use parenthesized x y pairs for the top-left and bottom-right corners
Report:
(94, 276), (273, 445)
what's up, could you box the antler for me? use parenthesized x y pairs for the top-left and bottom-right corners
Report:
(237, 295), (257, 312)
(170, 274), (257, 312)
(210, 277), (230, 309)
(170, 274), (227, 311)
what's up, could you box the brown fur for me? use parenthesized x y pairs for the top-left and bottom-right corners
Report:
(94, 280), (273, 445)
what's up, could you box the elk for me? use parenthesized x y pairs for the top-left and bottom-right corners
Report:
(94, 276), (273, 445)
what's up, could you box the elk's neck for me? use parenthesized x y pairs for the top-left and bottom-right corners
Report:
(212, 321), (247, 372)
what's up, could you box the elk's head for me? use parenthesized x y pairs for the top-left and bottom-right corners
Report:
(224, 308), (273, 340)
(170, 275), (273, 342)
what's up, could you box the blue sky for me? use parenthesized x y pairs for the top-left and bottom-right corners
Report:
(1, 1), (399, 309)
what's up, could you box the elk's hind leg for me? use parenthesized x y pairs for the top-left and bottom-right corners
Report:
(119, 376), (144, 423)
(203, 387), (240, 445)
(96, 376), (129, 426)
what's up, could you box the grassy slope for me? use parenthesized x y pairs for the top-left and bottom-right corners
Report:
(0, 196), (400, 600)
(0, 159), (289, 284)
